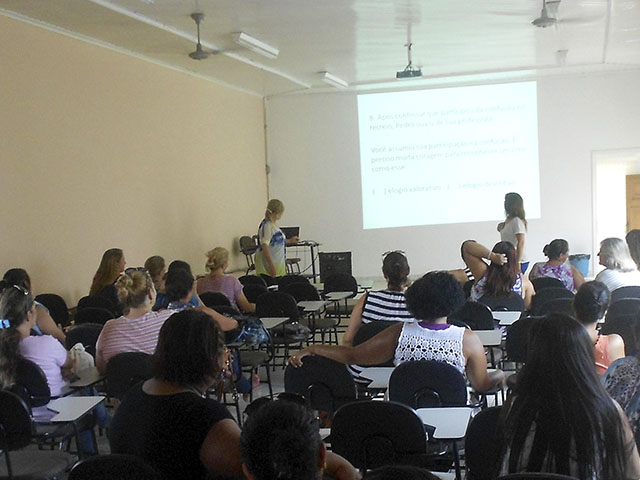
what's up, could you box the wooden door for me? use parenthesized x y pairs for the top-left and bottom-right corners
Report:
(626, 175), (640, 232)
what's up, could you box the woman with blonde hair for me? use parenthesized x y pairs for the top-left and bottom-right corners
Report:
(595, 237), (640, 291)
(95, 268), (176, 374)
(197, 247), (255, 313)
(255, 199), (298, 280)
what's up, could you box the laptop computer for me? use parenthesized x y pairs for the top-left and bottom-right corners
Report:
(280, 226), (300, 239)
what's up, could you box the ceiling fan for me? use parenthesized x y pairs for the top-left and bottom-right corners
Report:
(532, 0), (605, 28)
(189, 13), (216, 60)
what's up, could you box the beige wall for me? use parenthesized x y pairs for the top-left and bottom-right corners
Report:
(0, 15), (267, 305)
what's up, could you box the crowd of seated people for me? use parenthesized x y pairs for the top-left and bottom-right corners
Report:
(6, 224), (640, 479)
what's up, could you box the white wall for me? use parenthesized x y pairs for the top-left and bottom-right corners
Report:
(265, 70), (640, 278)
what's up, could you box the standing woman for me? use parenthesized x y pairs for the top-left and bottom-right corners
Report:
(255, 199), (298, 281)
(497, 192), (528, 273)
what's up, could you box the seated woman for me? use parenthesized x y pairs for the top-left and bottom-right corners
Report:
(144, 255), (166, 293)
(462, 240), (535, 310)
(197, 247), (255, 313)
(162, 268), (238, 332)
(240, 399), (359, 480)
(603, 320), (640, 447)
(95, 268), (176, 374)
(89, 248), (126, 314)
(495, 313), (640, 478)
(595, 237), (640, 292)
(529, 239), (584, 292)
(290, 271), (504, 393)
(0, 284), (72, 397)
(2, 268), (65, 343)
(573, 281), (624, 376)
(109, 309), (243, 479)
(153, 260), (202, 310)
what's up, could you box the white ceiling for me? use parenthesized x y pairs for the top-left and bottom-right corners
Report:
(2, 0), (640, 97)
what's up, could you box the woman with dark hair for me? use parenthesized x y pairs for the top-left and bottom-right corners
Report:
(496, 313), (640, 478)
(497, 192), (528, 273)
(290, 271), (504, 392)
(153, 260), (202, 310)
(144, 255), (166, 292)
(0, 285), (72, 397)
(574, 281), (624, 376)
(240, 400), (359, 480)
(626, 230), (640, 270)
(462, 240), (535, 309)
(2, 268), (65, 342)
(109, 309), (242, 479)
(596, 237), (640, 291)
(529, 239), (584, 292)
(342, 251), (412, 347)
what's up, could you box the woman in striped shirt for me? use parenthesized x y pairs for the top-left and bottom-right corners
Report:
(95, 268), (175, 374)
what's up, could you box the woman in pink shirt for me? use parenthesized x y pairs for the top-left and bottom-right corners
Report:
(197, 247), (255, 313)
(0, 284), (71, 397)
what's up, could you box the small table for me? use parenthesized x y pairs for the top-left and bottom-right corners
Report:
(359, 367), (394, 389)
(416, 407), (472, 480)
(474, 329), (502, 347)
(493, 311), (521, 326)
(260, 317), (291, 329)
(297, 300), (328, 313)
(325, 291), (353, 302)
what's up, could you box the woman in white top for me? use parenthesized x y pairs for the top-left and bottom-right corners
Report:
(497, 192), (528, 273)
(290, 271), (503, 393)
(595, 237), (640, 292)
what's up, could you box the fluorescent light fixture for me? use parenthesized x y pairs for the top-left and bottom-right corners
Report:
(321, 71), (348, 89)
(233, 32), (279, 59)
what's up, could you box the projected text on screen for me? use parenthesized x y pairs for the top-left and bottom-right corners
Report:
(358, 82), (540, 229)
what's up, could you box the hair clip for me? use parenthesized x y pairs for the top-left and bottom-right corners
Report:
(0, 319), (10, 329)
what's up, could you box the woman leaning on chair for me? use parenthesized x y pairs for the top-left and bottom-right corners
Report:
(528, 239), (584, 292)
(95, 268), (177, 374)
(495, 313), (640, 479)
(462, 239), (535, 310)
(290, 271), (504, 393)
(109, 309), (359, 480)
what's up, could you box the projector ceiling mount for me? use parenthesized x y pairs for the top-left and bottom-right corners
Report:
(396, 41), (422, 79)
(189, 12), (217, 60)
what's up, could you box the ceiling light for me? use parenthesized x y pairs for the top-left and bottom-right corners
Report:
(233, 32), (279, 59)
(321, 72), (348, 89)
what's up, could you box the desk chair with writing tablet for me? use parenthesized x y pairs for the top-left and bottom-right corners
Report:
(479, 292), (525, 313)
(281, 282), (338, 344)
(530, 276), (566, 292)
(530, 288), (574, 317)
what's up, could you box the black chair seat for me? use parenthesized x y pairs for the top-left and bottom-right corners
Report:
(449, 300), (495, 330)
(479, 292), (525, 312)
(199, 292), (232, 308)
(0, 449), (76, 479)
(300, 317), (338, 330)
(239, 350), (270, 367)
(530, 288), (574, 317)
(35, 293), (70, 329)
(531, 276), (566, 292)
(105, 352), (153, 400)
(69, 454), (160, 480)
(74, 308), (114, 326)
(65, 323), (103, 358)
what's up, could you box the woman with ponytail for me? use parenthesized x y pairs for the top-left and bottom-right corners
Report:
(0, 284), (72, 397)
(255, 199), (298, 281)
(529, 239), (584, 292)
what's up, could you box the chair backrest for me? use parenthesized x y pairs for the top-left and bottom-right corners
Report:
(530, 288), (574, 316)
(323, 273), (358, 297)
(69, 454), (161, 480)
(611, 285), (640, 303)
(465, 406), (502, 480)
(0, 390), (34, 451)
(463, 280), (474, 299)
(505, 316), (540, 364)
(352, 321), (397, 367)
(77, 295), (117, 315)
(388, 360), (467, 408)
(449, 300), (495, 330)
(238, 275), (267, 287)
(607, 298), (640, 319)
(277, 274), (310, 290)
(255, 291), (300, 322)
(319, 252), (352, 283)
(74, 307), (115, 326)
(14, 357), (51, 407)
(330, 400), (427, 471)
(497, 474), (579, 480)
(35, 293), (70, 328)
(284, 356), (356, 414)
(199, 292), (232, 308)
(531, 277), (566, 292)
(537, 298), (575, 317)
(479, 292), (525, 312)
(105, 352), (153, 400)
(239, 236), (258, 255)
(242, 284), (269, 303)
(281, 282), (321, 302)
(65, 322), (104, 358)
(600, 313), (639, 356)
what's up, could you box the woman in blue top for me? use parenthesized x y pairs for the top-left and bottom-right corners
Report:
(255, 199), (298, 279)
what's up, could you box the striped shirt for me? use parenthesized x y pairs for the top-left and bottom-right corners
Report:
(361, 290), (412, 323)
(96, 309), (175, 365)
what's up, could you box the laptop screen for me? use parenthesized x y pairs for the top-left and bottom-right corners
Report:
(280, 226), (300, 239)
